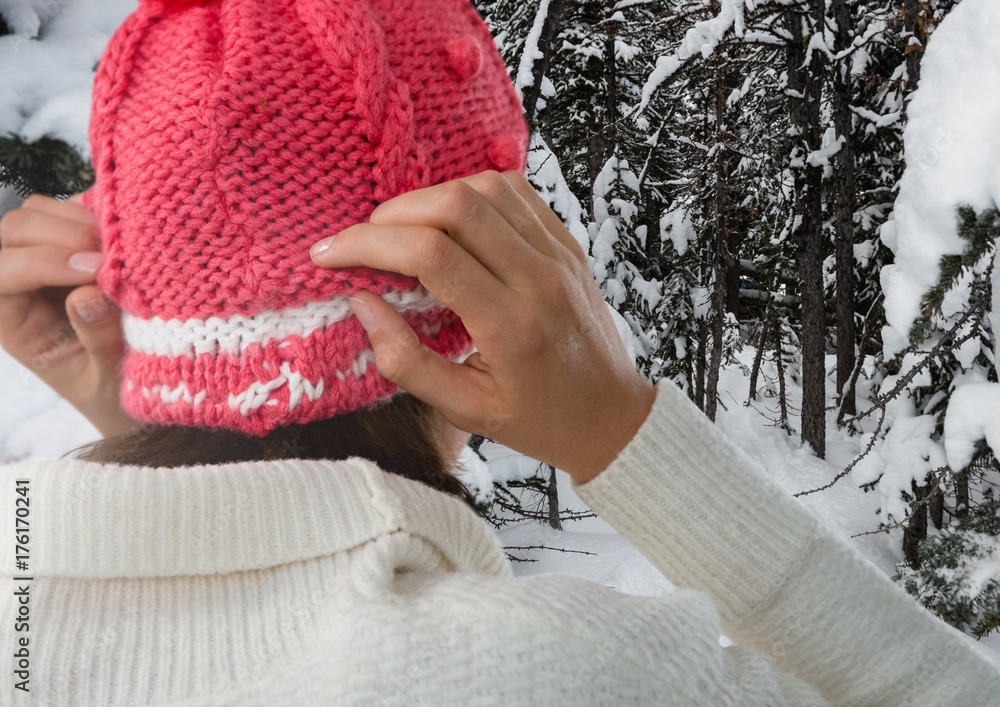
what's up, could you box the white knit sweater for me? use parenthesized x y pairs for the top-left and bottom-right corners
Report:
(1, 381), (998, 706)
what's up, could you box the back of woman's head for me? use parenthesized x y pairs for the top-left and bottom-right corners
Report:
(74, 0), (526, 491)
(71, 393), (476, 507)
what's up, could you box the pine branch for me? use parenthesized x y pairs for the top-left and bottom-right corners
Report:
(503, 545), (596, 556)
(0, 134), (93, 197)
(850, 467), (950, 537)
(797, 276), (991, 498)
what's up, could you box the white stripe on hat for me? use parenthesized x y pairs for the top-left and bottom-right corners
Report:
(229, 361), (327, 415)
(139, 345), (473, 416)
(141, 359), (341, 416)
(123, 287), (445, 358)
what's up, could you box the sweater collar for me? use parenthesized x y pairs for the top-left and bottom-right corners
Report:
(0, 456), (511, 579)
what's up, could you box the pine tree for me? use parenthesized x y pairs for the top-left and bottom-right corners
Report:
(831, 0), (859, 418)
(892, 200), (1000, 633)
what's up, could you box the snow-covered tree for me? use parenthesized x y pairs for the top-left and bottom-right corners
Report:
(846, 0), (1000, 634)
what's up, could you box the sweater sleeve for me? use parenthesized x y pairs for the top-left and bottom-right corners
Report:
(572, 379), (1000, 706)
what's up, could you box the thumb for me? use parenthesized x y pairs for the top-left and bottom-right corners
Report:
(349, 290), (474, 415)
(65, 286), (124, 372)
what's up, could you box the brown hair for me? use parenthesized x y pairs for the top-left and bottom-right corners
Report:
(69, 394), (475, 508)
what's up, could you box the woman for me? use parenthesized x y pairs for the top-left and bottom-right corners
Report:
(2, 0), (999, 704)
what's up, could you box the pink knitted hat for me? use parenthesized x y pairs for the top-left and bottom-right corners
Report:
(83, 0), (529, 436)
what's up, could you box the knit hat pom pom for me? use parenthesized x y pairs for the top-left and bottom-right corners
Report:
(444, 38), (483, 79)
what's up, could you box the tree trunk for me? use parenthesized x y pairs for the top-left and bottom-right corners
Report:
(521, 0), (566, 127)
(901, 0), (926, 92)
(900, 0), (933, 571)
(904, 479), (928, 568)
(603, 11), (620, 155)
(706, 277), (725, 422)
(832, 0), (857, 418)
(705, 41), (734, 423)
(956, 476), (970, 519)
(775, 319), (790, 430)
(695, 319), (707, 411)
(785, 5), (827, 458)
(546, 465), (562, 530)
(749, 304), (772, 402)
(930, 485), (944, 530)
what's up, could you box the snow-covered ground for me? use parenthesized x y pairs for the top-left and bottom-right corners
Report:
(0, 350), (102, 463)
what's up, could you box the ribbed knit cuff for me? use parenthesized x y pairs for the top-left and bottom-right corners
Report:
(572, 379), (824, 625)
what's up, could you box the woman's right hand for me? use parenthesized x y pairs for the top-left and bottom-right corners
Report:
(310, 170), (656, 484)
(0, 194), (135, 438)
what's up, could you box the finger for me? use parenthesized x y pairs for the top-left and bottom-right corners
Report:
(350, 290), (485, 427)
(311, 224), (512, 327)
(0, 248), (103, 330)
(0, 247), (102, 295)
(65, 285), (124, 376)
(500, 170), (589, 262)
(19, 193), (96, 226)
(453, 170), (561, 259)
(0, 204), (100, 250)
(366, 177), (546, 285)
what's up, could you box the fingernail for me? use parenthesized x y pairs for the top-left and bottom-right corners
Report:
(68, 251), (103, 274)
(350, 296), (377, 334)
(310, 237), (334, 258)
(74, 297), (111, 325)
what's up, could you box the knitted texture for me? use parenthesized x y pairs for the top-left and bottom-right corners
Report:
(83, 0), (529, 435)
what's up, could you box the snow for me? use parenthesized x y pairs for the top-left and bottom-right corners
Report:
(498, 512), (673, 597)
(868, 0), (1000, 528)
(944, 383), (1000, 471)
(806, 128), (844, 169)
(0, 0), (135, 156)
(880, 0), (1000, 359)
(472, 345), (911, 592)
(660, 207), (694, 256)
(453, 445), (495, 507)
(589, 156), (640, 288)
(958, 533), (1000, 603)
(0, 350), (100, 463)
(513, 0), (551, 103)
(613, 38), (640, 63)
(721, 368), (902, 573)
(852, 397), (946, 523)
(526, 131), (590, 254)
(635, 0), (746, 117)
(0, 0), (57, 38)
(852, 106), (901, 129)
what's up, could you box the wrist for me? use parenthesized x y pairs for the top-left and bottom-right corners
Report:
(566, 377), (657, 485)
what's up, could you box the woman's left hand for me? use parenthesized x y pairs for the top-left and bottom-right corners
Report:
(309, 170), (655, 484)
(0, 194), (134, 438)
